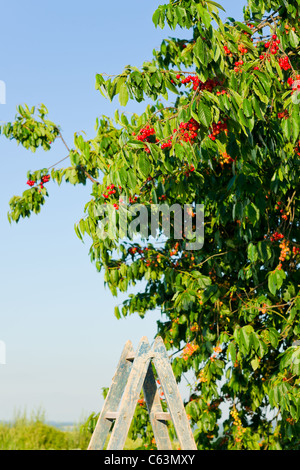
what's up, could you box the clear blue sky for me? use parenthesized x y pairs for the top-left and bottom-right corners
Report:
(0, 0), (244, 423)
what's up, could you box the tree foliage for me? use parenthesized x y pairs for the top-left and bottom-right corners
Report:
(2, 0), (300, 450)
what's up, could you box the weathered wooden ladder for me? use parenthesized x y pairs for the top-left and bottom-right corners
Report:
(88, 336), (197, 450)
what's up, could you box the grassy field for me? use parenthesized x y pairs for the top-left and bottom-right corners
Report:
(0, 410), (145, 450)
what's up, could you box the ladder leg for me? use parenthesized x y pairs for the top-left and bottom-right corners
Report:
(88, 340), (134, 450)
(152, 336), (197, 450)
(143, 363), (173, 450)
(107, 336), (152, 450)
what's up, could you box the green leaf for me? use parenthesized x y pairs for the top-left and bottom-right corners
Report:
(251, 333), (267, 358)
(243, 98), (253, 118)
(114, 306), (121, 319)
(110, 269), (119, 286)
(152, 8), (161, 27)
(202, 285), (218, 304)
(282, 117), (292, 140)
(235, 21), (253, 35)
(268, 328), (279, 349)
(198, 101), (212, 127)
(254, 71), (271, 95)
(268, 269), (286, 296)
(191, 271), (212, 288)
(194, 37), (209, 66)
(251, 95), (265, 120)
(289, 30), (299, 48)
(248, 242), (258, 262)
(127, 170), (137, 190)
(291, 105), (300, 142)
(74, 223), (83, 241)
(238, 108), (249, 130)
(119, 82), (129, 106)
(257, 240), (272, 262)
(186, 400), (199, 421)
(165, 78), (179, 95)
(196, 4), (211, 29)
(251, 357), (260, 371)
(244, 202), (260, 226)
(239, 325), (253, 355)
(206, 0), (226, 12)
(227, 342), (236, 363)
(117, 166), (128, 186)
(138, 153), (151, 177)
(253, 84), (268, 104)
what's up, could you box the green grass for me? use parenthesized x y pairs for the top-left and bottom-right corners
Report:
(0, 409), (180, 450)
(0, 409), (148, 450)
(0, 410), (90, 450)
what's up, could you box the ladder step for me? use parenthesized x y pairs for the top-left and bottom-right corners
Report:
(155, 412), (171, 421)
(106, 411), (171, 421)
(126, 353), (135, 361)
(126, 352), (155, 361)
(105, 411), (119, 420)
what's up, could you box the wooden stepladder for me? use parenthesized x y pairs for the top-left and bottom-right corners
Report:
(88, 336), (197, 451)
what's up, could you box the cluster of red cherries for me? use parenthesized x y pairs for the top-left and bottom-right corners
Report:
(102, 183), (123, 210)
(278, 109), (289, 119)
(132, 125), (156, 154)
(219, 152), (234, 167)
(288, 75), (300, 94)
(134, 118), (200, 151)
(177, 73), (200, 90)
(224, 31), (294, 78)
(177, 118), (200, 142)
(263, 35), (281, 55)
(278, 56), (292, 71)
(270, 231), (284, 242)
(223, 45), (233, 57)
(27, 174), (50, 189)
(208, 119), (228, 141)
(102, 183), (141, 210)
(175, 74), (221, 93)
(265, 228), (300, 270)
(259, 35), (292, 71)
(102, 183), (118, 199)
(161, 118), (200, 149)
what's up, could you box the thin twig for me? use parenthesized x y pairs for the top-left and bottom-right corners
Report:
(57, 128), (70, 152)
(251, 7), (282, 35)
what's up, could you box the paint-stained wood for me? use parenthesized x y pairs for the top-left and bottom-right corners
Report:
(104, 411), (119, 420)
(154, 412), (171, 421)
(88, 340), (134, 450)
(106, 336), (152, 450)
(88, 336), (197, 451)
(143, 364), (172, 450)
(152, 336), (197, 450)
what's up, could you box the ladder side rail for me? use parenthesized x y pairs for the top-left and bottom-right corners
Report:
(107, 336), (152, 450)
(143, 363), (173, 450)
(152, 337), (197, 450)
(88, 340), (134, 450)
